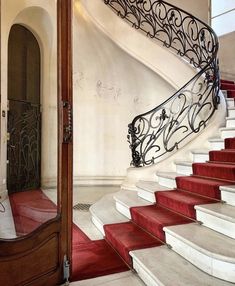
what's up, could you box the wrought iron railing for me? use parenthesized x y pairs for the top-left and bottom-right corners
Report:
(104, 0), (220, 167)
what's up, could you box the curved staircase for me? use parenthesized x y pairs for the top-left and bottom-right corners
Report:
(90, 79), (235, 284)
(85, 0), (235, 282)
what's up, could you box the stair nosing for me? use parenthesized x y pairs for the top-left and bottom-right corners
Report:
(195, 203), (235, 223)
(164, 223), (235, 263)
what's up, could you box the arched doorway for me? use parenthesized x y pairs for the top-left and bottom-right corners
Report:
(7, 24), (41, 194)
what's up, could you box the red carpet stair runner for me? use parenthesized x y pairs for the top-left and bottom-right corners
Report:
(100, 81), (235, 279)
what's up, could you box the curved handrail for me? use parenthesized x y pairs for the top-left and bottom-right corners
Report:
(104, 0), (220, 167)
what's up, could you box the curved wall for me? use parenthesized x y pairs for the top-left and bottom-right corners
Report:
(73, 3), (175, 184)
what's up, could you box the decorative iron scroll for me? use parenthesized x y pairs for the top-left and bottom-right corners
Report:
(7, 101), (41, 193)
(104, 0), (220, 167)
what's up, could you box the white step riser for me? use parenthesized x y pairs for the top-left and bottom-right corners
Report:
(222, 90), (227, 97)
(137, 189), (156, 203)
(192, 153), (209, 163)
(196, 210), (235, 239)
(158, 176), (176, 189)
(176, 165), (192, 176)
(115, 202), (131, 219)
(226, 119), (235, 128)
(226, 99), (234, 108)
(132, 260), (158, 286)
(165, 231), (235, 283)
(221, 191), (235, 207)
(228, 109), (235, 117)
(221, 129), (235, 139)
(209, 141), (224, 150)
(91, 216), (105, 236)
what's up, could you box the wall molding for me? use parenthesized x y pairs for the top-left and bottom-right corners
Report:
(42, 176), (124, 188)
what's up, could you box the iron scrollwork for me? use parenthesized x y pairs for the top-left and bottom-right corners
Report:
(104, 0), (220, 167)
(7, 101), (41, 192)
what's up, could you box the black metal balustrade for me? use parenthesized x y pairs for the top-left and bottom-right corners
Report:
(104, 0), (220, 167)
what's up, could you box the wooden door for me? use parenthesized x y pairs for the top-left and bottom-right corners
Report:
(0, 1), (73, 285)
(7, 24), (41, 194)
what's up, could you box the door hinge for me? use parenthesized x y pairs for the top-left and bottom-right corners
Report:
(63, 101), (73, 144)
(63, 255), (70, 285)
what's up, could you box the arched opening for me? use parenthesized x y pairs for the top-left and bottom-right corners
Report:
(7, 24), (41, 194)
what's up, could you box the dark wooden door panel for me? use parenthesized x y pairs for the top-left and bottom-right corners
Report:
(0, 218), (61, 286)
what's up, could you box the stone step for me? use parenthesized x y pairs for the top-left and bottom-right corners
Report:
(174, 160), (193, 175)
(156, 172), (177, 188)
(73, 271), (144, 286)
(113, 190), (152, 219)
(130, 245), (233, 286)
(220, 127), (235, 139)
(220, 185), (235, 206)
(190, 149), (209, 163)
(136, 180), (171, 203)
(228, 107), (235, 117)
(208, 138), (224, 150)
(226, 98), (235, 108)
(195, 203), (235, 239)
(164, 223), (235, 283)
(89, 194), (129, 235)
(226, 117), (235, 128)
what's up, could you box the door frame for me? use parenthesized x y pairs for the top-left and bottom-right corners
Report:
(0, 0), (73, 285)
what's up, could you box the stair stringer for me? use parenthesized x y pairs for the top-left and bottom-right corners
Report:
(78, 0), (197, 91)
(122, 90), (226, 190)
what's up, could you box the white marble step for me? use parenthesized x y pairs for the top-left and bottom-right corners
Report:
(113, 190), (152, 219)
(73, 271), (145, 286)
(174, 160), (193, 175)
(156, 172), (177, 188)
(130, 245), (233, 286)
(195, 203), (235, 239)
(89, 193), (129, 235)
(222, 90), (228, 97)
(220, 185), (235, 206)
(220, 127), (235, 139)
(191, 149), (209, 163)
(164, 223), (235, 283)
(208, 138), (224, 150)
(226, 98), (235, 108)
(136, 180), (171, 203)
(226, 117), (235, 127)
(228, 107), (235, 117)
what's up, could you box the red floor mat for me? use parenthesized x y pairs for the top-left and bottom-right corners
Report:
(176, 176), (231, 199)
(104, 222), (162, 265)
(209, 149), (235, 163)
(225, 137), (235, 149)
(130, 205), (191, 241)
(9, 189), (57, 236)
(156, 190), (216, 219)
(71, 240), (129, 281)
(193, 162), (235, 181)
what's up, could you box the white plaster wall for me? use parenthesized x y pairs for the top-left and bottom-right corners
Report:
(73, 3), (175, 183)
(170, 0), (210, 23)
(218, 32), (235, 81)
(0, 0), (57, 195)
